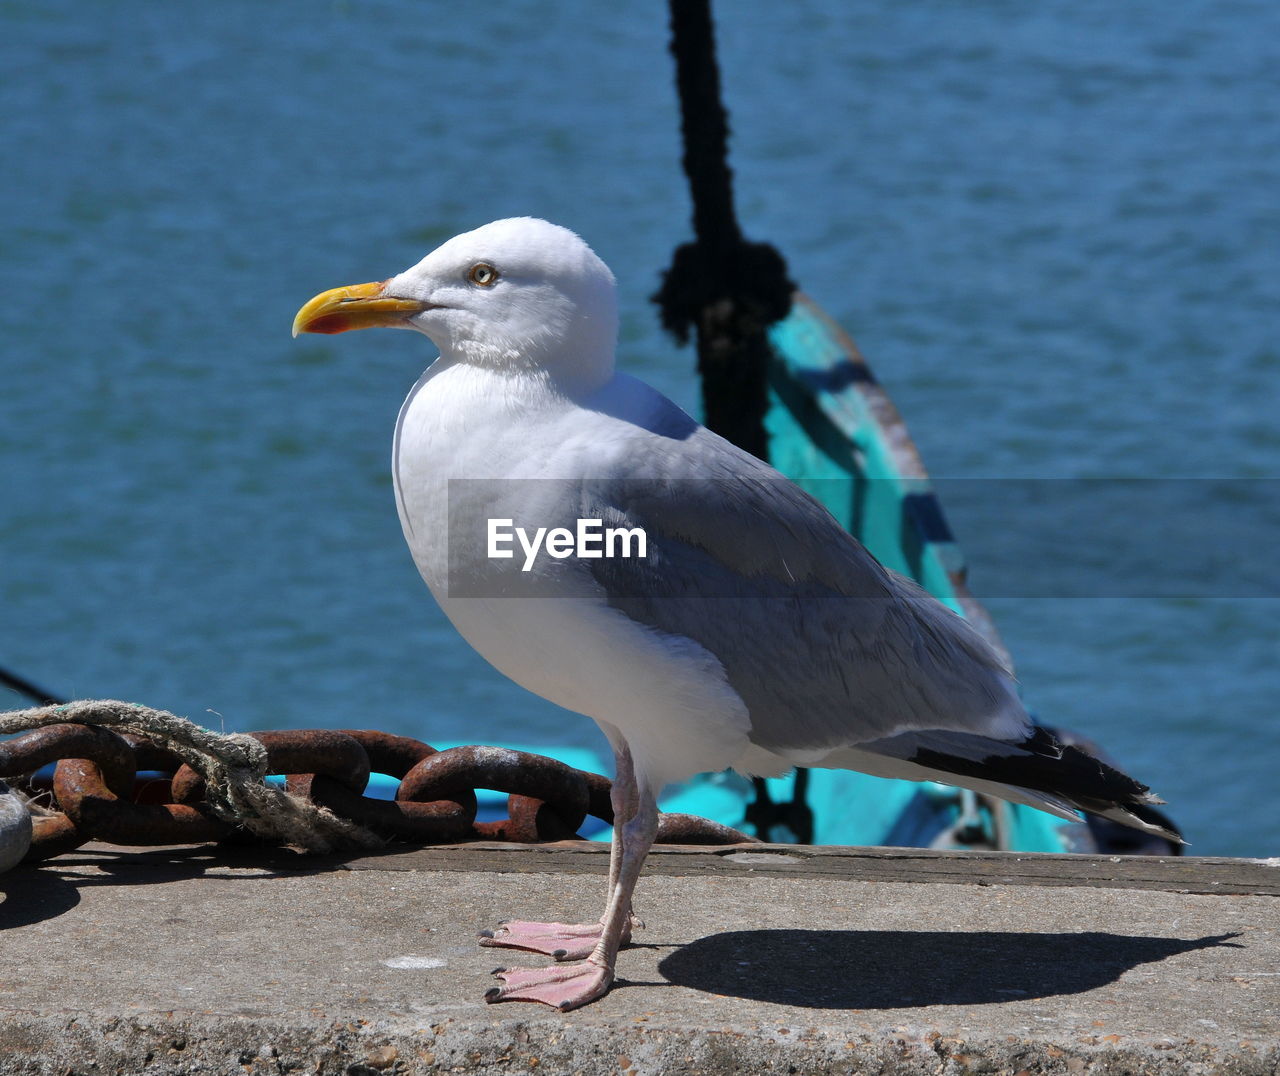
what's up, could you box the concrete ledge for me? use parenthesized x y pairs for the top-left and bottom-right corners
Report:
(0, 842), (1276, 1074)
(345, 841), (1280, 896)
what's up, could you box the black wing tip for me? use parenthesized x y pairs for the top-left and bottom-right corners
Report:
(1086, 801), (1187, 849)
(909, 725), (1175, 839)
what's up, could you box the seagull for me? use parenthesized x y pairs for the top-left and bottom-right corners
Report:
(293, 217), (1176, 1011)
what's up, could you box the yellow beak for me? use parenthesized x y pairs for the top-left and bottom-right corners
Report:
(291, 279), (431, 337)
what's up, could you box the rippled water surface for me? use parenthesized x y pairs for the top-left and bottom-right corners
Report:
(2, 2), (1276, 854)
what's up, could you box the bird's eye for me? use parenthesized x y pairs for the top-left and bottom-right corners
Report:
(468, 263), (499, 287)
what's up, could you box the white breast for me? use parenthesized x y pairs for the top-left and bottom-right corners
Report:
(391, 361), (753, 787)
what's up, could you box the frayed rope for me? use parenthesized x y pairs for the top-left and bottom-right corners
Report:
(0, 700), (383, 854)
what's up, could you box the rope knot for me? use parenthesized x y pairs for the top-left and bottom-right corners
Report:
(0, 701), (382, 854)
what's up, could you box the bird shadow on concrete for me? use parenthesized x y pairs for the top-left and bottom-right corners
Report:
(657, 929), (1243, 1009)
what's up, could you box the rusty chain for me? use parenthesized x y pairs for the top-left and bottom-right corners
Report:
(0, 724), (752, 862)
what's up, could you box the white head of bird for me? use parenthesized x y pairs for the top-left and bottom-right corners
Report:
(292, 217), (619, 391)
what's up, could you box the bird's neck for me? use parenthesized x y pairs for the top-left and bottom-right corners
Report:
(440, 339), (616, 402)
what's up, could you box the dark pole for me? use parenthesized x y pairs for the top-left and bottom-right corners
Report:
(0, 664), (66, 707)
(655, 0), (812, 843)
(653, 0), (795, 462)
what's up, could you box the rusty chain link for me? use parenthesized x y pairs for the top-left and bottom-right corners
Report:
(0, 724), (753, 861)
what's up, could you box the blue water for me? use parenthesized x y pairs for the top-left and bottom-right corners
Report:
(2, 2), (1276, 856)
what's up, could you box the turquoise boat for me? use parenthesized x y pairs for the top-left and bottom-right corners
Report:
(650, 295), (1177, 855)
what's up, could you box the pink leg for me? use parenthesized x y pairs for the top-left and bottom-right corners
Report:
(485, 760), (658, 1010)
(478, 736), (640, 963)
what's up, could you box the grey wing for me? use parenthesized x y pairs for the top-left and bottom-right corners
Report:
(579, 424), (1029, 755)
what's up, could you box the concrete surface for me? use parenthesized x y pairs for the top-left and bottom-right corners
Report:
(0, 841), (1276, 1074)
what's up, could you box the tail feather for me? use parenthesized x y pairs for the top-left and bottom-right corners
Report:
(817, 725), (1182, 844)
(1084, 803), (1183, 843)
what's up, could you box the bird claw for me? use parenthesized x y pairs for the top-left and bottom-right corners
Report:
(486, 960), (614, 1011)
